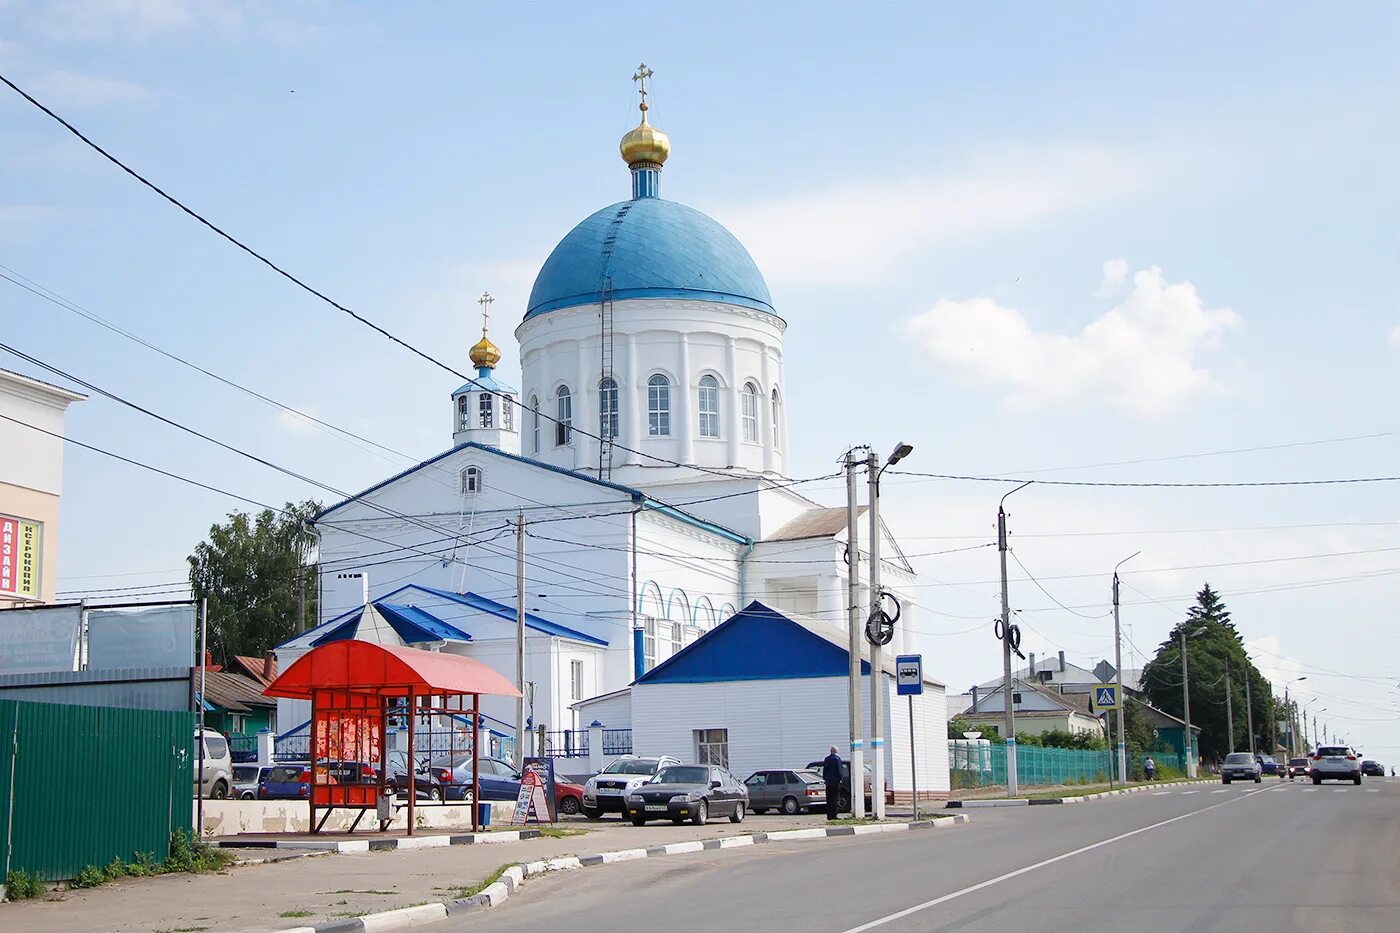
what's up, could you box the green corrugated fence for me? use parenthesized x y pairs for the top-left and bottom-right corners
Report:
(0, 699), (194, 882)
(948, 739), (1190, 789)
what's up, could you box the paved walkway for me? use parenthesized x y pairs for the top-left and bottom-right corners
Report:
(0, 813), (841, 933)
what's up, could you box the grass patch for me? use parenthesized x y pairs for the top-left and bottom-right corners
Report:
(329, 911), (370, 919)
(534, 827), (586, 839)
(278, 909), (314, 918)
(453, 864), (516, 900)
(4, 868), (47, 900)
(52, 831), (235, 893)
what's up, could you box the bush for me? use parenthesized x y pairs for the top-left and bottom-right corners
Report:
(69, 865), (107, 889)
(165, 828), (233, 874)
(5, 869), (46, 900)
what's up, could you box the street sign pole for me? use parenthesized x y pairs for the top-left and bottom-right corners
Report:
(908, 694), (918, 820)
(896, 654), (922, 821)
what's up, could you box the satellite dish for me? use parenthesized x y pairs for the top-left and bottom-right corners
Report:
(962, 732), (982, 740)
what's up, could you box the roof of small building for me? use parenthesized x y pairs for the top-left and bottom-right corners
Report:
(200, 670), (277, 712)
(765, 506), (867, 542)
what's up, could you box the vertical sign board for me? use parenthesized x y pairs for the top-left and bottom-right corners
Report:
(0, 514), (42, 601)
(895, 654), (923, 696)
(511, 757), (555, 825)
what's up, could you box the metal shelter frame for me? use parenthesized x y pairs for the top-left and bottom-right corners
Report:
(263, 641), (521, 835)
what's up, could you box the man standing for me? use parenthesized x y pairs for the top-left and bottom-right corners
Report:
(822, 745), (843, 820)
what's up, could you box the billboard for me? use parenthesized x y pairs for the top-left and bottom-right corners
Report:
(0, 604), (82, 674)
(88, 604), (197, 670)
(0, 514), (43, 601)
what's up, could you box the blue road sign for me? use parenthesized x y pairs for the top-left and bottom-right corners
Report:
(896, 654), (923, 696)
(1090, 684), (1120, 712)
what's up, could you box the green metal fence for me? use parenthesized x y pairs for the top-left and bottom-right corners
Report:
(949, 740), (1191, 789)
(0, 699), (194, 882)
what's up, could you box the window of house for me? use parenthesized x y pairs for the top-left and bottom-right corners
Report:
(529, 396), (540, 453)
(503, 399), (514, 432)
(671, 622), (683, 654)
(456, 396), (470, 433)
(643, 617), (657, 670)
(698, 375), (720, 438)
(555, 386), (572, 446)
(741, 382), (759, 442)
(461, 465), (483, 495)
(771, 388), (782, 450)
(599, 377), (619, 439)
(647, 374), (671, 436)
(478, 393), (494, 429)
(695, 728), (729, 768)
(570, 659), (583, 701)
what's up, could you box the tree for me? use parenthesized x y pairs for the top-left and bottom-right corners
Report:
(1138, 583), (1274, 762)
(188, 501), (320, 666)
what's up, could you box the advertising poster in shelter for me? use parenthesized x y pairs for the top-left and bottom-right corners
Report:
(0, 603), (81, 673)
(87, 603), (196, 670)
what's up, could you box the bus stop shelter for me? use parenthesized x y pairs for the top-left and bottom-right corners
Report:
(263, 640), (521, 835)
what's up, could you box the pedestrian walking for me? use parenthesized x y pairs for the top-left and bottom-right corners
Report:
(1143, 757), (1156, 781)
(822, 745), (843, 820)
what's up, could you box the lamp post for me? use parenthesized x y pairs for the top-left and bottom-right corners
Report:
(997, 480), (1033, 797)
(1283, 676), (1308, 756)
(1111, 552), (1140, 784)
(1180, 625), (1208, 778)
(1301, 698), (1319, 753)
(867, 441), (913, 820)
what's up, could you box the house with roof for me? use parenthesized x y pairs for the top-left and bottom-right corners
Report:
(198, 669), (278, 741)
(948, 678), (1107, 738)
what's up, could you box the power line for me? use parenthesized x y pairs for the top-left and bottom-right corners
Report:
(886, 470), (1400, 488)
(0, 72), (757, 484)
(1008, 550), (1111, 620)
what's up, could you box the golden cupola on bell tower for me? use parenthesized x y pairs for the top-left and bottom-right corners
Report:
(451, 291), (518, 452)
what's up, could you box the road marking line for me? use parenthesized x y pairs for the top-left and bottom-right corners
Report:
(1335, 789), (1349, 793)
(1366, 789), (1379, 793)
(1304, 788), (1318, 792)
(838, 787), (1272, 933)
(1210, 790), (1227, 794)
(1151, 792), (1171, 796)
(1180, 791), (1199, 795)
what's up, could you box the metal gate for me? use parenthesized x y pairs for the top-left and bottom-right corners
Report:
(0, 699), (194, 881)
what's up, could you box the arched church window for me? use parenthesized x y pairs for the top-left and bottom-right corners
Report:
(461, 465), (483, 495)
(503, 398), (514, 432)
(478, 393), (494, 429)
(529, 396), (540, 453)
(647, 375), (671, 436)
(741, 382), (759, 443)
(698, 376), (720, 438)
(771, 388), (782, 450)
(555, 385), (573, 446)
(457, 395), (470, 433)
(599, 377), (619, 439)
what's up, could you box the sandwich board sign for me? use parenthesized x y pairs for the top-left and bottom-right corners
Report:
(1090, 683), (1120, 713)
(511, 767), (552, 825)
(896, 654), (923, 696)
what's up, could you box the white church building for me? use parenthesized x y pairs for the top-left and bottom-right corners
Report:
(275, 73), (938, 786)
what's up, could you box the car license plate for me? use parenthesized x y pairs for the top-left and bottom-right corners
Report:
(645, 804), (666, 812)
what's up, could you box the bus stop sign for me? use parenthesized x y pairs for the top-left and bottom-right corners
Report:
(896, 654), (923, 696)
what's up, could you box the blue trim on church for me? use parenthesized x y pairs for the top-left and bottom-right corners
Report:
(381, 583), (609, 646)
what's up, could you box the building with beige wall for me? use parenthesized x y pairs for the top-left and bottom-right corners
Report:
(0, 368), (85, 607)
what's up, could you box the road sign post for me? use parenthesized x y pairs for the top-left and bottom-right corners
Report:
(896, 654), (922, 819)
(1090, 683), (1120, 714)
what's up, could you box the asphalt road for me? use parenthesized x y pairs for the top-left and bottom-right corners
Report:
(431, 778), (1400, 933)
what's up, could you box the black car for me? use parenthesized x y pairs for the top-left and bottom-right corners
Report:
(625, 764), (748, 826)
(805, 759), (874, 812)
(384, 750), (452, 801)
(1360, 759), (1384, 777)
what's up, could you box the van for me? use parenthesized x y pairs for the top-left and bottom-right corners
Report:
(195, 728), (233, 799)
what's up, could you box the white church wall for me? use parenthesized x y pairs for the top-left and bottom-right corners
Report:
(631, 477), (815, 541)
(632, 510), (742, 659)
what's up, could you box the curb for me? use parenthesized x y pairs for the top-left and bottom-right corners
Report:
(945, 779), (1213, 808)
(272, 816), (970, 932)
(216, 828), (543, 853)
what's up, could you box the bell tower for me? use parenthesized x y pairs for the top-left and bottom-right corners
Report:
(452, 291), (519, 452)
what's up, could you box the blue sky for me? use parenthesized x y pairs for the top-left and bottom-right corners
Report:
(1, 2), (1396, 754)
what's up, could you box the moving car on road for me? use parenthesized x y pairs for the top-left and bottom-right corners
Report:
(625, 764), (748, 826)
(1287, 757), (1311, 779)
(582, 755), (682, 819)
(1310, 745), (1363, 785)
(1257, 755), (1283, 777)
(1360, 759), (1384, 777)
(1221, 752), (1262, 784)
(744, 768), (826, 814)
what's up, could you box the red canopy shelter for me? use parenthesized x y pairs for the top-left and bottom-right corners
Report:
(264, 641), (521, 834)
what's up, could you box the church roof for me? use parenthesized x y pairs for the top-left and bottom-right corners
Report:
(524, 198), (776, 321)
(381, 584), (609, 647)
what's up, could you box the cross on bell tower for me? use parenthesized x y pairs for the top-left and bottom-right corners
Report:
(632, 63), (653, 118)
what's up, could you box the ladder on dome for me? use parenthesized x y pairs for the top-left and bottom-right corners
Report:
(596, 202), (631, 481)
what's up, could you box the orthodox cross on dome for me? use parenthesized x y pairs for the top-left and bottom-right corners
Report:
(477, 290), (494, 337)
(632, 63), (653, 117)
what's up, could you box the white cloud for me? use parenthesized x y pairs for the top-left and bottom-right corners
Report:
(0, 204), (61, 240)
(28, 69), (147, 106)
(28, 0), (243, 41)
(1389, 324), (1399, 347)
(273, 407), (318, 435)
(1097, 258), (1129, 296)
(714, 145), (1153, 286)
(904, 262), (1242, 417)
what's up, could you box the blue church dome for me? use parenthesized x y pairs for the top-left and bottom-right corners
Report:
(524, 197), (777, 321)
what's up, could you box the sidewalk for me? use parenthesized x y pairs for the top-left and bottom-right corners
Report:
(0, 813), (940, 933)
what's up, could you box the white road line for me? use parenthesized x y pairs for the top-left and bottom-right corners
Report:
(1180, 791), (1199, 795)
(1210, 789), (1227, 794)
(1366, 789), (1379, 793)
(1304, 788), (1318, 792)
(1334, 789), (1348, 793)
(1152, 792), (1171, 796)
(838, 787), (1272, 933)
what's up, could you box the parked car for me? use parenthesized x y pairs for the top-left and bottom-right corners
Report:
(195, 728), (232, 799)
(625, 764), (748, 825)
(1221, 751), (1262, 784)
(805, 758), (874, 811)
(386, 751), (452, 801)
(1287, 757), (1311, 779)
(1359, 759), (1384, 777)
(744, 768), (826, 814)
(259, 763), (311, 799)
(1257, 755), (1283, 777)
(582, 755), (682, 818)
(1310, 745), (1362, 785)
(232, 764), (274, 800)
(424, 754), (585, 813)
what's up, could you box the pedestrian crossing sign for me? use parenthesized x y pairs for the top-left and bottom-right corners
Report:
(1090, 684), (1120, 712)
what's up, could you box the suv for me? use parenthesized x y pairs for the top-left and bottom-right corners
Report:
(1310, 745), (1362, 784)
(1221, 751), (1262, 784)
(582, 755), (681, 818)
(1286, 757), (1310, 779)
(1360, 759), (1384, 777)
(195, 728), (232, 799)
(1257, 755), (1283, 778)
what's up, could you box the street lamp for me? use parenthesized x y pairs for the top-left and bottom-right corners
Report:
(997, 480), (1033, 797)
(1181, 626), (1208, 778)
(1111, 551), (1141, 784)
(866, 441), (912, 819)
(1301, 698), (1320, 753)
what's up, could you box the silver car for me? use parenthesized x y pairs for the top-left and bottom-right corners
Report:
(582, 755), (681, 818)
(743, 768), (826, 814)
(1310, 744), (1362, 784)
(1221, 751), (1261, 784)
(195, 728), (233, 799)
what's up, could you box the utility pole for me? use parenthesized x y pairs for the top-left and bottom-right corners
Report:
(1225, 657), (1235, 752)
(998, 482), (1031, 797)
(1112, 552), (1139, 784)
(1180, 626), (1205, 778)
(1244, 665), (1256, 756)
(515, 510), (526, 767)
(297, 564), (307, 635)
(844, 450), (865, 819)
(866, 450), (886, 820)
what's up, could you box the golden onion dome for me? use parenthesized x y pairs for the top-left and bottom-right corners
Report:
(620, 110), (671, 167)
(469, 334), (501, 369)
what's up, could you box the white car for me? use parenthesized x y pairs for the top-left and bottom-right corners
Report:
(195, 728), (233, 799)
(1310, 744), (1362, 785)
(582, 755), (681, 818)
